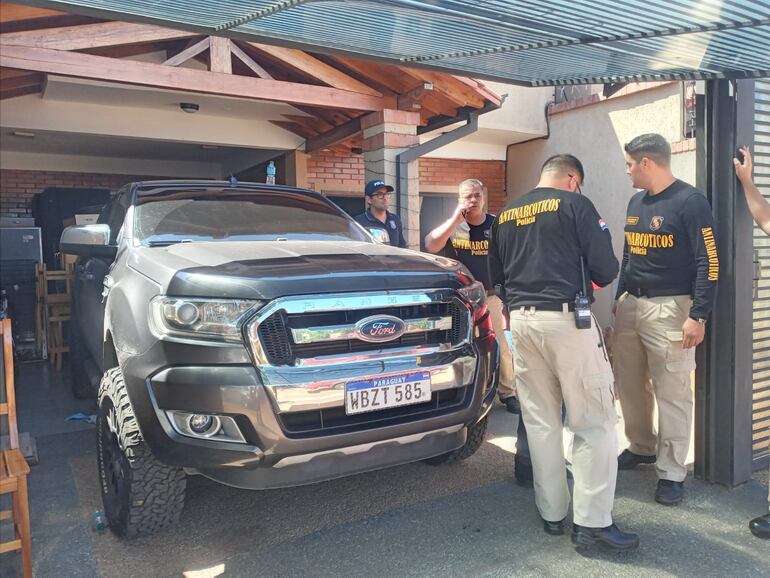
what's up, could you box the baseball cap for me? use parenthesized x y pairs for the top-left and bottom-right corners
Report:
(364, 180), (395, 196)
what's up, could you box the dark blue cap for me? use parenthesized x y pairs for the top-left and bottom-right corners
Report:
(364, 180), (394, 196)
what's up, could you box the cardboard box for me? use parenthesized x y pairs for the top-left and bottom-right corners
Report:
(74, 214), (99, 225)
(63, 214), (99, 228)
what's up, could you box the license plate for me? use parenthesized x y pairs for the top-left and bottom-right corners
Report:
(345, 371), (432, 415)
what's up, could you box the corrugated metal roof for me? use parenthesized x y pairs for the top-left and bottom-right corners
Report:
(16, 0), (770, 85)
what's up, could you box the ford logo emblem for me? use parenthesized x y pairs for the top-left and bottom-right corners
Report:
(355, 315), (406, 343)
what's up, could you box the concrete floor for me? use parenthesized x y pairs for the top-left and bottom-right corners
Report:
(1, 362), (768, 578)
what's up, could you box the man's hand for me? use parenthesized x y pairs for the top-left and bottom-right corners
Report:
(734, 146), (753, 184)
(452, 199), (472, 223)
(682, 317), (705, 349)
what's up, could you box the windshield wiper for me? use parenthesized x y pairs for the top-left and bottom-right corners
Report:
(146, 239), (193, 247)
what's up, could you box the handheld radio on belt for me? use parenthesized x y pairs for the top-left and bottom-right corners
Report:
(574, 257), (592, 329)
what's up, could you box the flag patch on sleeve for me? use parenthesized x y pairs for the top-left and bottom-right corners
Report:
(599, 218), (608, 231)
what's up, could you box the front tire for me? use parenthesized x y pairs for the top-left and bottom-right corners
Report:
(97, 366), (186, 537)
(424, 416), (488, 466)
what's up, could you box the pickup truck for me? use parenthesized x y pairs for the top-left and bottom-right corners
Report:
(61, 180), (498, 537)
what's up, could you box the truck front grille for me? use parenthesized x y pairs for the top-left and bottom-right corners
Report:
(255, 299), (468, 366)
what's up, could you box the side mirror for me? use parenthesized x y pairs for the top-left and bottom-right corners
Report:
(368, 228), (390, 245)
(60, 224), (117, 258)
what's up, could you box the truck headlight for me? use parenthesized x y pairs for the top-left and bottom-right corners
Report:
(457, 280), (486, 308)
(150, 297), (261, 342)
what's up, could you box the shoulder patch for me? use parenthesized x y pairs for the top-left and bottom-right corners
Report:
(599, 218), (608, 231)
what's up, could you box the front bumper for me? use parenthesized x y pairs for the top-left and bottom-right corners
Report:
(120, 333), (497, 489)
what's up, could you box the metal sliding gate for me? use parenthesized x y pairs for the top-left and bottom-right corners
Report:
(752, 79), (770, 469)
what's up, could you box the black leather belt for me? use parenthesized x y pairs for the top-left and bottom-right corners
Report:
(626, 286), (691, 298)
(518, 302), (575, 312)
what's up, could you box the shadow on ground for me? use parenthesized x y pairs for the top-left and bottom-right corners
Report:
(2, 362), (768, 578)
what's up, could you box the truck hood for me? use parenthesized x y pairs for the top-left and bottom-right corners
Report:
(129, 240), (467, 299)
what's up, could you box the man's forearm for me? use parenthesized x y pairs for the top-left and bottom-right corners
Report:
(424, 215), (461, 253)
(739, 176), (770, 235)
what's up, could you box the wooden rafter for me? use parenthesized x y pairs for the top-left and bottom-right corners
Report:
(0, 4), (65, 23)
(399, 67), (485, 109)
(0, 45), (393, 111)
(397, 82), (433, 111)
(329, 56), (453, 117)
(305, 117), (362, 153)
(282, 114), (334, 134)
(230, 41), (272, 79)
(1, 21), (195, 51)
(1, 84), (41, 99)
(269, 120), (318, 139)
(162, 37), (209, 66)
(452, 75), (502, 106)
(292, 105), (355, 127)
(330, 56), (412, 93)
(0, 71), (41, 90)
(247, 43), (382, 97)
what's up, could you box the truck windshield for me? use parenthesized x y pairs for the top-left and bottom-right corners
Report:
(134, 190), (370, 245)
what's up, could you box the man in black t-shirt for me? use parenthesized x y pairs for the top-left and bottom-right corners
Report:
(613, 134), (719, 507)
(490, 154), (638, 551)
(424, 179), (516, 409)
(354, 180), (406, 248)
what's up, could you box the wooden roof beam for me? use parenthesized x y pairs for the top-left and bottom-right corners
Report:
(231, 41), (272, 79)
(282, 114), (335, 134)
(209, 37), (231, 74)
(247, 43), (382, 97)
(397, 82), (433, 112)
(292, 105), (354, 127)
(305, 117), (362, 153)
(1, 21), (195, 51)
(0, 3), (65, 24)
(399, 67), (485, 109)
(1, 84), (40, 99)
(0, 71), (42, 90)
(0, 44), (393, 111)
(162, 37), (209, 66)
(269, 120), (318, 139)
(330, 56), (413, 93)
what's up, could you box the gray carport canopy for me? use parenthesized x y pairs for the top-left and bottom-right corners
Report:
(14, 0), (770, 85)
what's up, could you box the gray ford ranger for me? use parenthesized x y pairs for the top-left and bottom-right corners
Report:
(61, 181), (498, 537)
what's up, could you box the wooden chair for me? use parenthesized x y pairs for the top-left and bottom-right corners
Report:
(0, 318), (32, 578)
(35, 264), (72, 370)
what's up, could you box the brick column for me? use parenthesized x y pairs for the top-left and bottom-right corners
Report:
(361, 110), (420, 249)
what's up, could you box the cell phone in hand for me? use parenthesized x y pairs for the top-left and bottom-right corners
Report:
(736, 147), (745, 164)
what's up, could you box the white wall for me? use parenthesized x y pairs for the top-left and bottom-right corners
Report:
(505, 83), (696, 326)
(0, 97), (304, 150)
(421, 84), (553, 160)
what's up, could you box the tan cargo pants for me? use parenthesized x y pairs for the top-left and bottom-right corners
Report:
(612, 293), (696, 482)
(510, 307), (618, 528)
(487, 295), (515, 399)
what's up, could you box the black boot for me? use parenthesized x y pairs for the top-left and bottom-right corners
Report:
(542, 517), (566, 536)
(749, 512), (770, 539)
(655, 479), (684, 505)
(514, 454), (533, 488)
(571, 523), (640, 551)
(617, 449), (656, 470)
(502, 396), (520, 414)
